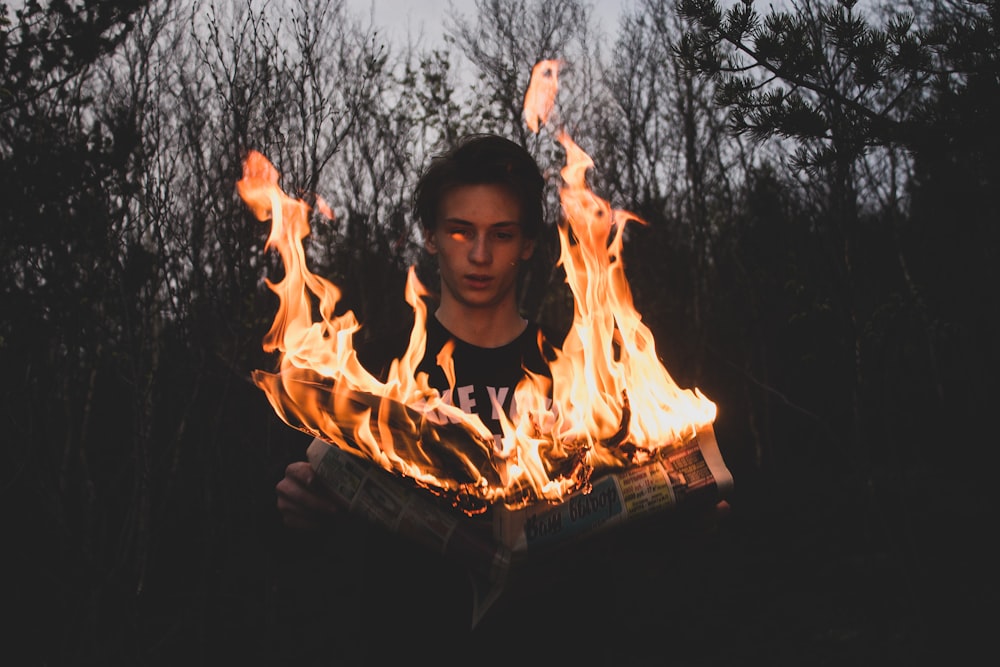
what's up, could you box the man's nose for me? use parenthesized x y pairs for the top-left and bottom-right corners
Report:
(469, 235), (491, 264)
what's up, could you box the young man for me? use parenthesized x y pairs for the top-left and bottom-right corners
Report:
(274, 134), (726, 664)
(274, 135), (582, 661)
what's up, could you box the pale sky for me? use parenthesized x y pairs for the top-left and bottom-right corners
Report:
(351, 0), (627, 47)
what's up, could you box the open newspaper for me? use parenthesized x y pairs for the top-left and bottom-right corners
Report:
(306, 423), (733, 627)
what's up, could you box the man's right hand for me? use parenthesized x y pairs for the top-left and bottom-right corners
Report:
(275, 461), (343, 531)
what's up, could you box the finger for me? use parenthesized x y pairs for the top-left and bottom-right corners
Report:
(715, 500), (731, 518)
(277, 486), (342, 530)
(276, 472), (342, 516)
(284, 460), (316, 485)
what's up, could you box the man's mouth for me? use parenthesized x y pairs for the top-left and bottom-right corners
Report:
(464, 274), (494, 289)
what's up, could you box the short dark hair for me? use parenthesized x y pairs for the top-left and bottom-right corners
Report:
(413, 134), (545, 240)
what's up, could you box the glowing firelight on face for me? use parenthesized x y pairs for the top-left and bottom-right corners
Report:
(239, 60), (717, 513)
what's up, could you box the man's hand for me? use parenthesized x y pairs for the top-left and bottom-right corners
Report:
(275, 461), (344, 531)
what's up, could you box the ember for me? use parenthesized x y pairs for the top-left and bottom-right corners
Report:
(240, 60), (717, 513)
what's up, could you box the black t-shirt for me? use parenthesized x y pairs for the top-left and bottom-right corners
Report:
(414, 314), (552, 443)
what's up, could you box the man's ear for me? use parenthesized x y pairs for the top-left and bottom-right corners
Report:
(520, 238), (536, 261)
(424, 229), (438, 254)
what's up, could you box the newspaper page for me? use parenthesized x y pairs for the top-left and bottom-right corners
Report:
(494, 425), (733, 556)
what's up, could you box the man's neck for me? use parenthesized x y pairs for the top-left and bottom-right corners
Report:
(434, 300), (527, 348)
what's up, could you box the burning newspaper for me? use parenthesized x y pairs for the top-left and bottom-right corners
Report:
(244, 59), (735, 625)
(306, 426), (731, 566)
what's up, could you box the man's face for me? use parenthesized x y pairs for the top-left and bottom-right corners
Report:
(425, 183), (536, 312)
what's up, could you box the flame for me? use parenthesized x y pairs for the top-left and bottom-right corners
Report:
(545, 128), (717, 466)
(523, 59), (561, 133)
(239, 60), (716, 513)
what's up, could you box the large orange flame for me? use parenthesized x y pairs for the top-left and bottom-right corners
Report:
(240, 60), (716, 513)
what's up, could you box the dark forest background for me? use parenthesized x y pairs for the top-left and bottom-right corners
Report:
(2, 0), (995, 665)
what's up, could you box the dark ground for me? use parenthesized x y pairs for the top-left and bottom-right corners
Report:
(10, 418), (991, 667)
